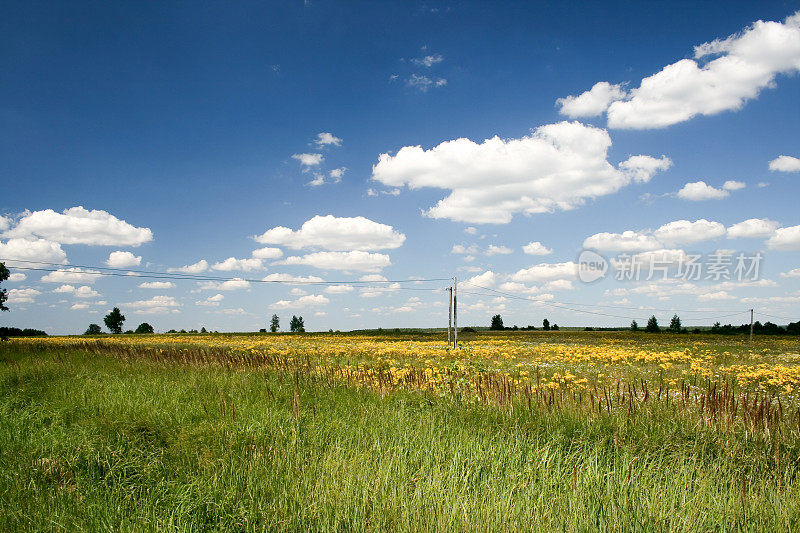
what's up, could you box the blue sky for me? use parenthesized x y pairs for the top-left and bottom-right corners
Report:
(2, 1), (800, 333)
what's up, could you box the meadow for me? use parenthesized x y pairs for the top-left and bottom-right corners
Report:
(2, 330), (800, 531)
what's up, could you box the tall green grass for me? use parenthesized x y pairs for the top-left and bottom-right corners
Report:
(1, 346), (799, 531)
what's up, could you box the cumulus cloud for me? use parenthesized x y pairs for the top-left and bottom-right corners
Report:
(269, 294), (329, 309)
(781, 268), (800, 278)
(314, 132), (342, 147)
(324, 284), (355, 294)
(485, 245), (513, 256)
(255, 215), (405, 251)
(0, 216), (10, 231)
(167, 259), (208, 274)
(406, 74), (447, 92)
(727, 218), (780, 239)
(465, 270), (496, 287)
(583, 230), (662, 252)
(723, 180), (746, 191)
(769, 155), (800, 172)
(411, 53), (444, 68)
(73, 286), (100, 298)
(8, 273), (26, 282)
(8, 288), (41, 303)
(106, 251), (141, 268)
(0, 238), (67, 265)
(139, 281), (176, 289)
(677, 181), (731, 201)
(196, 293), (224, 306)
(41, 267), (101, 284)
(53, 284), (76, 294)
(277, 251), (390, 272)
(261, 273), (325, 284)
(292, 153), (324, 169)
(251, 247), (283, 260)
(603, 12), (800, 128)
(767, 225), (800, 250)
(510, 262), (577, 283)
(451, 244), (479, 255)
(521, 241), (553, 255)
(371, 121), (671, 224)
(557, 81), (627, 117)
(198, 278), (250, 291)
(3, 206), (152, 246)
(212, 257), (264, 271)
(126, 295), (181, 314)
(653, 219), (726, 246)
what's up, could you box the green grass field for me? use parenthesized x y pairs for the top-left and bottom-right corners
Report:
(2, 332), (800, 531)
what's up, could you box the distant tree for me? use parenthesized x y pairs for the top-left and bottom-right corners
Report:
(135, 322), (154, 334)
(200, 326), (207, 333)
(104, 307), (125, 334)
(490, 314), (504, 330)
(551, 323), (559, 331)
(669, 314), (682, 333)
(645, 315), (660, 333)
(0, 262), (9, 312)
(270, 314), (280, 332)
(542, 318), (550, 331)
(630, 320), (639, 332)
(290, 315), (305, 332)
(84, 324), (102, 335)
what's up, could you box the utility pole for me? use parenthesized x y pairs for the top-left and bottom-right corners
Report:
(750, 308), (754, 343)
(447, 286), (453, 348)
(453, 276), (458, 349)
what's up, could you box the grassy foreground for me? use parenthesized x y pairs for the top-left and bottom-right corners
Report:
(1, 342), (800, 531)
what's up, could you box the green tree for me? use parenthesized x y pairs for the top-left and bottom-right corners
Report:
(270, 314), (280, 332)
(542, 318), (550, 331)
(630, 320), (639, 332)
(669, 314), (682, 333)
(290, 315), (305, 332)
(646, 315), (660, 333)
(135, 322), (154, 334)
(551, 323), (559, 331)
(0, 262), (9, 312)
(490, 314), (504, 330)
(104, 307), (126, 334)
(84, 323), (102, 335)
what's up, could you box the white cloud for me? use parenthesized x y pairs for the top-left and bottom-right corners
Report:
(358, 274), (387, 282)
(277, 251), (391, 272)
(41, 267), (101, 284)
(451, 244), (479, 255)
(767, 225), (800, 250)
(406, 74), (447, 91)
(73, 286), (100, 298)
(328, 167), (347, 183)
(510, 262), (577, 283)
(292, 153), (324, 169)
(677, 181), (730, 201)
(411, 53), (444, 67)
(314, 132), (342, 147)
(4, 206), (152, 246)
(212, 257), (264, 271)
(556, 81), (627, 117)
(261, 273), (325, 284)
(198, 278), (250, 291)
(723, 180), (746, 191)
(653, 219), (726, 246)
(251, 247), (283, 260)
(371, 121), (671, 224)
(53, 284), (76, 293)
(780, 268), (800, 278)
(8, 288), (41, 303)
(324, 284), (355, 294)
(255, 215), (405, 251)
(605, 12), (800, 129)
(522, 241), (553, 255)
(727, 218), (780, 239)
(0, 216), (9, 231)
(196, 293), (224, 307)
(583, 230), (662, 252)
(139, 281), (176, 289)
(698, 291), (736, 302)
(8, 273), (26, 282)
(219, 308), (249, 316)
(269, 294), (329, 309)
(0, 238), (67, 265)
(71, 303), (89, 310)
(485, 245), (513, 256)
(106, 251), (141, 268)
(498, 281), (539, 294)
(289, 287), (307, 296)
(465, 270), (496, 287)
(307, 173), (326, 187)
(543, 279), (574, 291)
(167, 260), (208, 274)
(464, 226), (478, 235)
(769, 155), (800, 172)
(127, 295), (182, 314)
